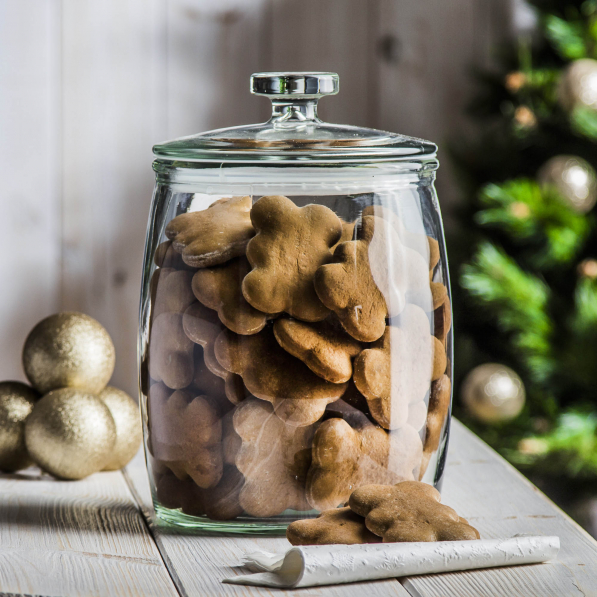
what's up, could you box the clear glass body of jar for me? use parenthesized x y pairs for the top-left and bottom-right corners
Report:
(139, 73), (452, 534)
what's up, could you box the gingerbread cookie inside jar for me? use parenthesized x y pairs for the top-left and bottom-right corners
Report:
(140, 72), (452, 533)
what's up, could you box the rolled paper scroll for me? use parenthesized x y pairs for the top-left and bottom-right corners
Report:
(222, 536), (560, 589)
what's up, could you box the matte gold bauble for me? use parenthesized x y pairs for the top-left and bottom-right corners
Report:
(25, 388), (116, 479)
(538, 155), (597, 214)
(461, 363), (525, 424)
(23, 312), (115, 394)
(0, 381), (40, 472)
(99, 386), (142, 470)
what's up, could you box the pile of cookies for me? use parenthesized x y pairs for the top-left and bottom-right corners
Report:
(287, 480), (480, 545)
(145, 194), (452, 520)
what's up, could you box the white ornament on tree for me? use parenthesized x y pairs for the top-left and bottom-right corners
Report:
(558, 58), (597, 112)
(538, 155), (597, 214)
(461, 363), (525, 424)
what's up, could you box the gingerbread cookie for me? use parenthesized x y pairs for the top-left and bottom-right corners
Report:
(192, 257), (269, 335)
(430, 282), (447, 311)
(349, 480), (480, 542)
(233, 399), (315, 517)
(182, 302), (226, 377)
(165, 196), (254, 268)
(273, 318), (361, 384)
(287, 507), (381, 545)
(353, 305), (434, 429)
(148, 389), (223, 488)
(306, 415), (421, 511)
(155, 465), (244, 521)
(214, 327), (347, 427)
(154, 240), (195, 271)
(419, 374), (451, 480)
(242, 195), (342, 321)
(151, 268), (196, 321)
(434, 295), (452, 346)
(149, 312), (195, 389)
(331, 219), (356, 252)
(193, 346), (226, 398)
(432, 336), (447, 381)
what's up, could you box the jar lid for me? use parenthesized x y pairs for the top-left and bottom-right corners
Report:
(153, 72), (437, 165)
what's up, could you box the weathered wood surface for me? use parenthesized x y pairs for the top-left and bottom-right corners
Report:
(123, 420), (597, 597)
(0, 0), (517, 396)
(0, 465), (178, 596)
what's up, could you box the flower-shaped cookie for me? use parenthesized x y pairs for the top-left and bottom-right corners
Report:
(233, 399), (315, 517)
(349, 480), (480, 542)
(286, 507), (381, 545)
(242, 195), (343, 322)
(165, 196), (254, 268)
(352, 305), (434, 429)
(306, 411), (421, 511)
(214, 327), (347, 427)
(192, 257), (269, 335)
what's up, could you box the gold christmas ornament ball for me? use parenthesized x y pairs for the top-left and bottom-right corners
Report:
(25, 388), (116, 479)
(559, 58), (597, 112)
(98, 386), (142, 470)
(538, 155), (597, 214)
(0, 382), (40, 472)
(23, 312), (115, 395)
(461, 363), (525, 424)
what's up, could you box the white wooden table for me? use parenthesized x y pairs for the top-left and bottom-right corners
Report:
(1, 419), (596, 597)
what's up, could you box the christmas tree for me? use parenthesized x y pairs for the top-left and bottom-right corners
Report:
(451, 0), (597, 481)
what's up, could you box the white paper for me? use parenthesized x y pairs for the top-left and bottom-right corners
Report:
(222, 536), (559, 588)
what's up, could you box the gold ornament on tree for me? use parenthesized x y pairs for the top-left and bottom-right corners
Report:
(538, 155), (597, 214)
(0, 382), (40, 472)
(25, 388), (116, 479)
(558, 58), (597, 112)
(98, 386), (142, 470)
(22, 312), (115, 395)
(461, 363), (525, 424)
(578, 259), (597, 279)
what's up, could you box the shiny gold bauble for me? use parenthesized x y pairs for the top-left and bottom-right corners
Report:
(98, 386), (142, 470)
(25, 388), (116, 479)
(538, 155), (597, 214)
(0, 381), (39, 472)
(461, 363), (525, 424)
(23, 312), (115, 395)
(559, 58), (597, 112)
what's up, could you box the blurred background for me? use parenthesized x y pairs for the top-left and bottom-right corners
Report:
(3, 0), (597, 534)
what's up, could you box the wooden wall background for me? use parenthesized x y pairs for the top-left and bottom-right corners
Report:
(0, 0), (520, 397)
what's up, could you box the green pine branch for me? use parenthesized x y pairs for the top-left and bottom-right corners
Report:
(461, 243), (553, 384)
(475, 179), (590, 266)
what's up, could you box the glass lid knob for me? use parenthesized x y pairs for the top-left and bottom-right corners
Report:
(251, 72), (339, 98)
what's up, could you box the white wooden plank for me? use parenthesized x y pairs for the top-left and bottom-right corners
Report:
(61, 0), (166, 398)
(402, 419), (597, 597)
(124, 450), (411, 597)
(0, 464), (178, 596)
(269, 0), (375, 128)
(0, 0), (61, 381)
(125, 423), (597, 597)
(166, 0), (271, 139)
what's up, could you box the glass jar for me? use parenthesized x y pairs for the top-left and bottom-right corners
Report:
(139, 73), (452, 534)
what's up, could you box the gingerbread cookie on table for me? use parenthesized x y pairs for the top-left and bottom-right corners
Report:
(349, 480), (479, 542)
(273, 318), (361, 384)
(242, 195), (343, 322)
(192, 257), (269, 336)
(353, 304), (434, 429)
(306, 409), (422, 511)
(287, 507), (381, 545)
(214, 327), (347, 427)
(165, 196), (254, 268)
(232, 399), (315, 517)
